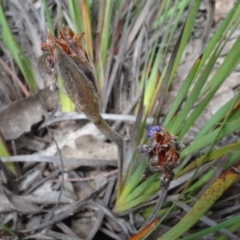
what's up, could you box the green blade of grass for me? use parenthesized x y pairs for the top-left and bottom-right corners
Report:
(115, 160), (146, 209)
(0, 133), (18, 176)
(158, 164), (240, 240)
(79, 0), (93, 59)
(200, 3), (240, 95)
(216, 221), (240, 240)
(164, 55), (202, 126)
(181, 119), (240, 158)
(167, 1), (240, 134)
(0, 224), (16, 238)
(0, 5), (37, 92)
(100, 0), (112, 68)
(143, 0), (172, 109)
(185, 168), (214, 194)
(178, 35), (240, 139)
(115, 175), (159, 213)
(57, 77), (75, 112)
(143, 0), (192, 113)
(43, 0), (54, 34)
(181, 214), (240, 240)
(117, 174), (157, 208)
(177, 141), (240, 176)
(68, 0), (82, 32)
(165, 0), (201, 88)
(167, 50), (219, 134)
(195, 96), (240, 141)
(196, 1), (240, 71)
(152, 0), (191, 29)
(142, 206), (173, 219)
(225, 148), (240, 169)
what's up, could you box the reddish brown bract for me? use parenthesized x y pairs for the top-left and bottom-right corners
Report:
(41, 28), (88, 62)
(138, 126), (184, 183)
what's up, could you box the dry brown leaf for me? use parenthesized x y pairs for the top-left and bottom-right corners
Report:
(17, 167), (43, 192)
(0, 193), (15, 212)
(177, 38), (203, 82)
(0, 88), (58, 140)
(60, 135), (118, 161)
(36, 122), (118, 170)
(23, 181), (77, 205)
(214, 0), (235, 22)
(71, 218), (95, 239)
(1, 189), (39, 213)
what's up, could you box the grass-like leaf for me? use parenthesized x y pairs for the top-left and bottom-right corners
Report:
(57, 77), (75, 112)
(0, 5), (37, 93)
(177, 141), (240, 176)
(159, 165), (240, 239)
(0, 135), (18, 176)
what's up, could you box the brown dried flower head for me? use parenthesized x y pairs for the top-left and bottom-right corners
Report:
(41, 29), (125, 190)
(41, 28), (87, 61)
(138, 126), (184, 184)
(41, 28), (99, 119)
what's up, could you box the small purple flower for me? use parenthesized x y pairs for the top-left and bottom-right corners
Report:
(147, 125), (161, 138)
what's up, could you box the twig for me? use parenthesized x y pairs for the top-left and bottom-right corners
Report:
(21, 182), (109, 232)
(45, 229), (84, 240)
(51, 169), (118, 183)
(38, 89), (64, 221)
(0, 58), (30, 97)
(1, 155), (118, 168)
(86, 179), (116, 240)
(45, 131), (64, 220)
(43, 112), (154, 127)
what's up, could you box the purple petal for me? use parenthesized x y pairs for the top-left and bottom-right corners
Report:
(147, 125), (161, 138)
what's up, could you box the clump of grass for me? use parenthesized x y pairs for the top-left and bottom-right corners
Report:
(1, 0), (240, 239)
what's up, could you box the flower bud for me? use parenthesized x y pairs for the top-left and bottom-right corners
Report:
(41, 28), (100, 120)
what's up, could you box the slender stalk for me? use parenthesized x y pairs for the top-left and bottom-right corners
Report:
(141, 183), (168, 229)
(55, 42), (124, 194)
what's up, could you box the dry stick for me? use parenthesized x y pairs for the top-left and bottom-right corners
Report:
(22, 182), (109, 232)
(47, 134), (64, 217)
(1, 155), (117, 167)
(86, 179), (116, 240)
(51, 170), (118, 183)
(0, 58), (30, 97)
(201, 0), (215, 49)
(38, 92), (65, 220)
(54, 46), (124, 195)
(56, 222), (82, 240)
(46, 229), (83, 240)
